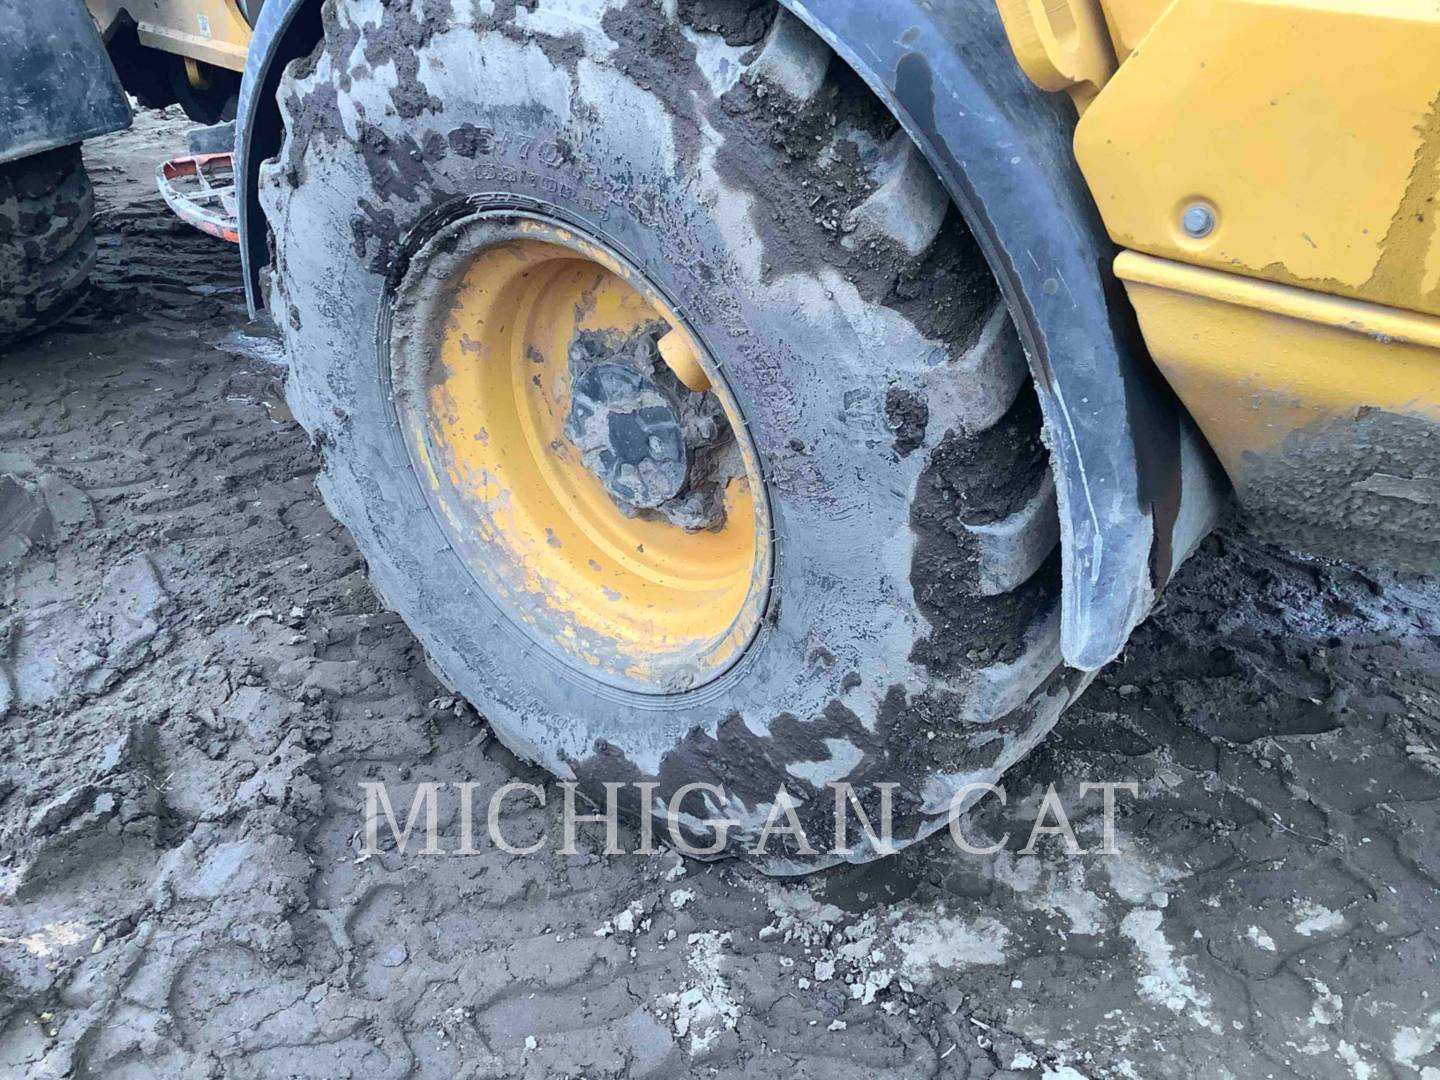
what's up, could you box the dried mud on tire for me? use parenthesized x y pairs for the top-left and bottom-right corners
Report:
(262, 0), (1074, 869)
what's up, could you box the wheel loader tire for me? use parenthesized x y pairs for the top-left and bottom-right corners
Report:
(262, 0), (1086, 871)
(0, 145), (96, 346)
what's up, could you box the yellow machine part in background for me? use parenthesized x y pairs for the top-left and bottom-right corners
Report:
(89, 0), (252, 72)
(999, 0), (1440, 568)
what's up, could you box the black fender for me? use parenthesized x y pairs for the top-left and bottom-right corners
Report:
(0, 0), (132, 165)
(235, 0), (1224, 671)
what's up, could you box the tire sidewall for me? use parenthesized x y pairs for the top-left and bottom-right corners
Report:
(265, 2), (1066, 859)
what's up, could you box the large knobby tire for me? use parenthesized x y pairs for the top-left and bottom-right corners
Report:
(263, 0), (1088, 871)
(0, 145), (96, 346)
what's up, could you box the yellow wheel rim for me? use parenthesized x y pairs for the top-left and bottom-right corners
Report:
(387, 212), (771, 693)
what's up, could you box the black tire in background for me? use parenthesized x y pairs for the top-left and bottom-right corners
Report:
(0, 145), (96, 346)
(167, 57), (242, 125)
(261, 0), (1089, 870)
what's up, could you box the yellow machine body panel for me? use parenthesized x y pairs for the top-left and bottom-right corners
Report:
(1095, 0), (1169, 61)
(999, 0), (1440, 567)
(1119, 253), (1440, 565)
(993, 0), (1173, 105)
(1075, 0), (1440, 319)
(993, 0), (1117, 107)
(89, 0), (252, 72)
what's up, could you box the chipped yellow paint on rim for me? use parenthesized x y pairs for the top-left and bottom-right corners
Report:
(387, 213), (770, 693)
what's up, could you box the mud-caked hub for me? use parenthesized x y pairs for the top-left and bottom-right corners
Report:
(564, 328), (739, 531)
(567, 354), (689, 508)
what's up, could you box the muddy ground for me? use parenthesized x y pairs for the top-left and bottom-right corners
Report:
(0, 109), (1437, 1080)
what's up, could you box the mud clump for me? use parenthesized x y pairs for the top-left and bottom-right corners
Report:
(907, 388), (1058, 672)
(714, 64), (1000, 354)
(677, 0), (776, 45)
(922, 387), (1050, 526)
(884, 387), (929, 457)
(0, 475), (56, 563)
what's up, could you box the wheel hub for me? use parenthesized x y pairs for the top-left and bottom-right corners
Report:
(563, 327), (737, 530)
(566, 357), (690, 510)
